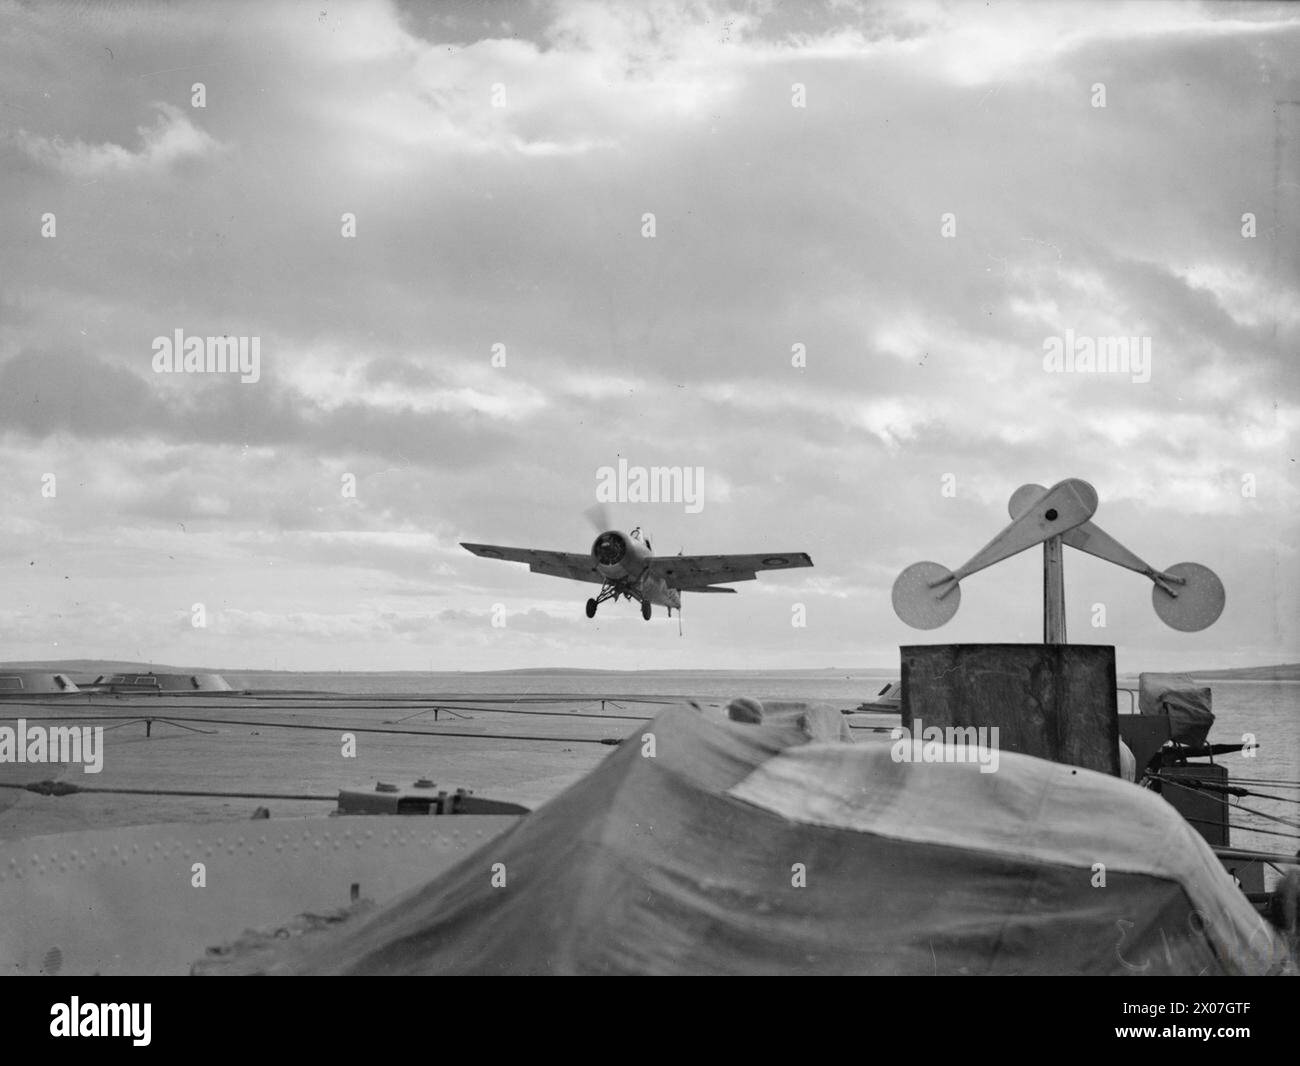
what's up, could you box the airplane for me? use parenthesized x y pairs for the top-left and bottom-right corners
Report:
(461, 518), (813, 621)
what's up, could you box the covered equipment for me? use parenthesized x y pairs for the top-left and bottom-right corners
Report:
(281, 704), (1289, 976)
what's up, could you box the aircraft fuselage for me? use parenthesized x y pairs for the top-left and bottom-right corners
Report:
(591, 529), (681, 609)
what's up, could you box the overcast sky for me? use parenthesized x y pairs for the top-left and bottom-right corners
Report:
(1, 0), (1297, 672)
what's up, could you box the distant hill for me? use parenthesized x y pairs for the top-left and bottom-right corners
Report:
(0, 660), (223, 676)
(1186, 663), (1300, 681)
(2, 660), (1296, 680)
(0, 661), (885, 677)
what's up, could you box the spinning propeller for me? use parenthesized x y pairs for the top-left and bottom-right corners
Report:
(585, 503), (653, 548)
(891, 478), (1224, 640)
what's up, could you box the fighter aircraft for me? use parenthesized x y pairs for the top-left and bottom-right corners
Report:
(461, 514), (813, 620)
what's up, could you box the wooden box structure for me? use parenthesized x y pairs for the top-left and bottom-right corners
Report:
(901, 643), (1119, 776)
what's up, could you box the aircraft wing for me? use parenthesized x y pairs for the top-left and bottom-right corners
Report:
(461, 543), (604, 586)
(650, 551), (813, 589)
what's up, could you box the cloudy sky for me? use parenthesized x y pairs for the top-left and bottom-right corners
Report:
(1, 0), (1296, 672)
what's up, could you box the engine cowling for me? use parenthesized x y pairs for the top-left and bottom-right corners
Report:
(591, 530), (650, 579)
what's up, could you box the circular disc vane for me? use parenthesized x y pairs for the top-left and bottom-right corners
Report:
(1008, 483), (1048, 519)
(892, 561), (960, 630)
(1152, 562), (1226, 632)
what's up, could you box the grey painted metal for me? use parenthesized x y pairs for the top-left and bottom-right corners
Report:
(894, 478), (1225, 637)
(943, 478), (1097, 587)
(0, 672), (81, 695)
(1011, 483), (1166, 582)
(891, 561), (960, 630)
(892, 478), (1097, 632)
(86, 672), (234, 694)
(1153, 562), (1226, 632)
(1010, 483), (1225, 631)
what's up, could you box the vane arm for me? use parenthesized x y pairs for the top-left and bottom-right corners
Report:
(929, 479), (1098, 597)
(893, 477), (1223, 634)
(1009, 485), (1185, 597)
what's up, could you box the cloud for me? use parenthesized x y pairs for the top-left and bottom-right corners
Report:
(0, 0), (1296, 670)
(14, 102), (222, 179)
(0, 347), (517, 467)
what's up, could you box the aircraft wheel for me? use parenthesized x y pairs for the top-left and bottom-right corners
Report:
(641, 600), (652, 621)
(586, 598), (597, 619)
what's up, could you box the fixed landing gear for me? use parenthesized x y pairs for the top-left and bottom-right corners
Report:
(585, 583), (655, 621)
(586, 582), (622, 619)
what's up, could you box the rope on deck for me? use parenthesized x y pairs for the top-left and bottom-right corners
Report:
(0, 714), (625, 746)
(1155, 775), (1300, 833)
(0, 779), (336, 801)
(1182, 813), (1300, 845)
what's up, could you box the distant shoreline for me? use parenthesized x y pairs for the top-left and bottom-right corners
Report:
(1172, 663), (1300, 682)
(2, 660), (1297, 681)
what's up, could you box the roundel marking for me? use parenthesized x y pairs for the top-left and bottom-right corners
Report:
(762, 556), (789, 567)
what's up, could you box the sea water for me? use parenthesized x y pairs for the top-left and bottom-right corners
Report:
(221, 669), (1298, 857)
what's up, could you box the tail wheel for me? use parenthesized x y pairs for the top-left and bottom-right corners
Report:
(641, 599), (652, 621)
(585, 598), (597, 619)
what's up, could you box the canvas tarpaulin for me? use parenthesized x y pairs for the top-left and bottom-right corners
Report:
(1138, 673), (1215, 747)
(280, 704), (1289, 976)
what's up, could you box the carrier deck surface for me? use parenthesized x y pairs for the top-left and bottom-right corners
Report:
(0, 690), (881, 839)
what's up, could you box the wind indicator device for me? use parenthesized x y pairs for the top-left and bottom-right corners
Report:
(892, 478), (1225, 642)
